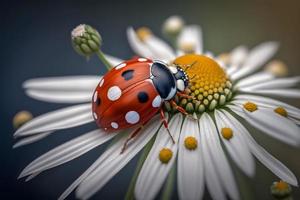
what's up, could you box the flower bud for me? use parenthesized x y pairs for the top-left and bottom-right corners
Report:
(270, 180), (292, 199)
(71, 24), (102, 57)
(163, 15), (184, 36)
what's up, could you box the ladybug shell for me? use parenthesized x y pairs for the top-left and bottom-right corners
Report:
(92, 58), (162, 131)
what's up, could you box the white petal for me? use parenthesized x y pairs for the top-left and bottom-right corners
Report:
(134, 114), (183, 200)
(200, 113), (239, 200)
(76, 115), (163, 200)
(23, 76), (100, 91)
(241, 89), (300, 98)
(231, 42), (279, 80)
(233, 94), (300, 119)
(226, 46), (248, 75)
(177, 25), (203, 54)
(214, 110), (255, 177)
(230, 45), (248, 66)
(234, 71), (274, 89)
(18, 129), (116, 179)
(240, 76), (300, 91)
(144, 36), (176, 62)
(127, 27), (155, 58)
(104, 54), (123, 66)
(14, 104), (93, 137)
(229, 105), (300, 146)
(177, 118), (204, 200)
(23, 76), (100, 103)
(25, 90), (93, 103)
(225, 110), (298, 186)
(13, 132), (52, 148)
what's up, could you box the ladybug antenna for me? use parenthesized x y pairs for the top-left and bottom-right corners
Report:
(189, 74), (197, 80)
(184, 61), (198, 72)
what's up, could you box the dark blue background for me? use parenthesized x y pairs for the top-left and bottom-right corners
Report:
(1, 0), (300, 199)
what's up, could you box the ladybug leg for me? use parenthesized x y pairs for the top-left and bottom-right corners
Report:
(170, 100), (197, 120)
(177, 92), (196, 100)
(170, 100), (189, 115)
(120, 120), (150, 154)
(160, 109), (175, 144)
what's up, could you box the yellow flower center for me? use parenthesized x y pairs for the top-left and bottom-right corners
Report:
(184, 136), (198, 150)
(274, 180), (289, 191)
(221, 127), (233, 140)
(136, 27), (152, 42)
(159, 148), (173, 164)
(243, 102), (258, 112)
(274, 107), (288, 117)
(172, 54), (232, 113)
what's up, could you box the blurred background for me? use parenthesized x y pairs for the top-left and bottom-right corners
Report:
(1, 0), (299, 199)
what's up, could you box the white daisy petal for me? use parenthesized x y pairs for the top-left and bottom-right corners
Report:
(134, 114), (183, 200)
(13, 132), (52, 148)
(214, 110), (255, 177)
(200, 113), (239, 200)
(226, 46), (248, 75)
(144, 35), (176, 62)
(239, 76), (300, 91)
(23, 76), (100, 91)
(104, 54), (123, 66)
(234, 71), (274, 89)
(127, 27), (155, 58)
(241, 89), (300, 98)
(177, 25), (203, 54)
(23, 76), (100, 103)
(14, 104), (93, 137)
(229, 105), (300, 146)
(76, 115), (162, 200)
(224, 110), (298, 186)
(233, 94), (300, 120)
(231, 42), (279, 80)
(177, 118), (204, 200)
(25, 90), (93, 103)
(18, 129), (116, 179)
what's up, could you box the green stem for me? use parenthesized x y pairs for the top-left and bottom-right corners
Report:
(161, 163), (176, 200)
(96, 50), (112, 71)
(125, 136), (155, 200)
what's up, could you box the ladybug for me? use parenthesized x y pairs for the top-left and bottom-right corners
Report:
(92, 57), (194, 153)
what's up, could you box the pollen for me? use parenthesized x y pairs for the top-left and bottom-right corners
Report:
(13, 110), (33, 129)
(172, 54), (232, 113)
(274, 180), (289, 191)
(243, 102), (258, 112)
(221, 127), (233, 140)
(184, 136), (198, 150)
(274, 107), (288, 117)
(136, 27), (152, 42)
(159, 148), (173, 164)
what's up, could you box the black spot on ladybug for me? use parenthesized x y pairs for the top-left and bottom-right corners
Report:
(121, 70), (134, 81)
(96, 97), (101, 106)
(137, 91), (149, 103)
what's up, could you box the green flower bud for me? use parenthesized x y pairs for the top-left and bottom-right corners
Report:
(71, 24), (102, 57)
(270, 180), (292, 199)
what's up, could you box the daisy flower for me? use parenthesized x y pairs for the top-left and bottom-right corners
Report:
(15, 16), (300, 200)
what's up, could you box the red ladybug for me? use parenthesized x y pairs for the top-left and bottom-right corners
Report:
(92, 57), (193, 152)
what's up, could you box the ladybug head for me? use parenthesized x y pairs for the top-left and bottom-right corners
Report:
(169, 66), (189, 92)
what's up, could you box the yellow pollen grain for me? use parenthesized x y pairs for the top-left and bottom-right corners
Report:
(136, 27), (152, 42)
(221, 127), (233, 140)
(243, 102), (258, 112)
(274, 107), (288, 117)
(184, 136), (198, 150)
(274, 180), (289, 191)
(13, 110), (33, 129)
(159, 148), (173, 164)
